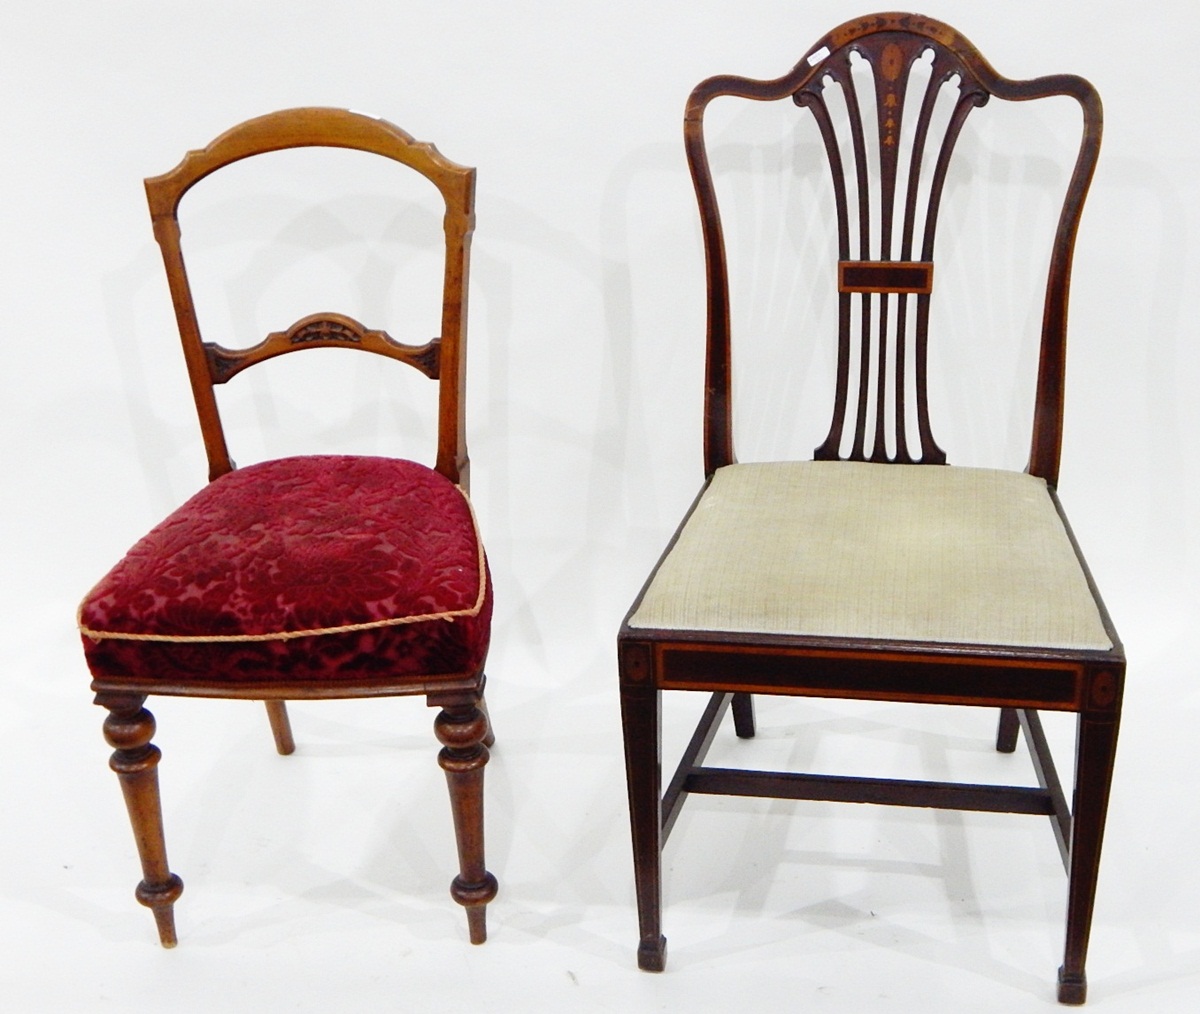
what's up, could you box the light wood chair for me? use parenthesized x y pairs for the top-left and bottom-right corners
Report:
(79, 108), (497, 946)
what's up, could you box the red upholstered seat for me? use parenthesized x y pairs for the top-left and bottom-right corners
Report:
(80, 456), (492, 686)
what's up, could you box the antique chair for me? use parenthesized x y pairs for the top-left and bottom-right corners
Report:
(619, 14), (1121, 1005)
(78, 108), (497, 946)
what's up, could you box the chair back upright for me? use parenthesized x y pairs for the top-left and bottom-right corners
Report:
(143, 107), (477, 488)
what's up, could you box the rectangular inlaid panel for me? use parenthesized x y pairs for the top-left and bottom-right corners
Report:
(838, 260), (933, 294)
(657, 644), (1082, 709)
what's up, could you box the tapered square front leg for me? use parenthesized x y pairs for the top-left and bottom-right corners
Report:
(96, 692), (184, 947)
(1058, 706), (1121, 1004)
(620, 667), (666, 972)
(432, 692), (498, 944)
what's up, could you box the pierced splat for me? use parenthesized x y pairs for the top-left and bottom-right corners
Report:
(684, 13), (1099, 481)
(651, 18), (1111, 1004)
(796, 34), (987, 464)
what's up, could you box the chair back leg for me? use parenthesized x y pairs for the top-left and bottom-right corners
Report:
(263, 700), (296, 755)
(996, 707), (1021, 753)
(731, 692), (756, 739)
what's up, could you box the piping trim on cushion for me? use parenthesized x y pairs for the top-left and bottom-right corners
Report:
(78, 486), (487, 644)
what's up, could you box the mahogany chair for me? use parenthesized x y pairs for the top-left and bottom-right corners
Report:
(619, 14), (1121, 1005)
(78, 108), (497, 946)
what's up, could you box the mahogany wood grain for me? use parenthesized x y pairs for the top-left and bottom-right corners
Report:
(686, 12), (1100, 477)
(621, 14), (1120, 1005)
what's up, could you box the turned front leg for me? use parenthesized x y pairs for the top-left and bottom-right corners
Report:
(433, 697), (498, 943)
(97, 692), (184, 947)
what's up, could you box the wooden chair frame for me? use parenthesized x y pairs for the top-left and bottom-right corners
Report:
(618, 15), (1121, 1005)
(91, 108), (496, 946)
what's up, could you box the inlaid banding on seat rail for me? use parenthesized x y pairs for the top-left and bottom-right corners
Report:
(838, 260), (933, 294)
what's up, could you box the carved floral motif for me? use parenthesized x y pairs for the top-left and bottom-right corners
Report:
(288, 318), (363, 344)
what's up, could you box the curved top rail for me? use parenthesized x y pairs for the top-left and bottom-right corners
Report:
(145, 107), (475, 219)
(687, 12), (1098, 119)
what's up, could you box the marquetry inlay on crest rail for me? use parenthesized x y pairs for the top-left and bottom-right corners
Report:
(204, 312), (442, 383)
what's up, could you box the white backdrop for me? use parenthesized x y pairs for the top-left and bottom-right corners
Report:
(2, 2), (1198, 1010)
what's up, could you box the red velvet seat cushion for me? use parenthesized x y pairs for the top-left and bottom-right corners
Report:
(79, 455), (491, 686)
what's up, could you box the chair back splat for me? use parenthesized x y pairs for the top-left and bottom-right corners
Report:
(620, 15), (1120, 1006)
(687, 13), (1101, 480)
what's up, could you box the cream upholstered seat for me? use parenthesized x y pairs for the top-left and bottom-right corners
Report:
(629, 461), (1111, 651)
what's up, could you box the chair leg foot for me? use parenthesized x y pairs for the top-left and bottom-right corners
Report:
(138, 875), (185, 947)
(638, 935), (667, 972)
(1057, 967), (1087, 1005)
(467, 902), (487, 945)
(434, 696), (497, 944)
(452, 873), (498, 943)
(264, 700), (295, 755)
(98, 692), (184, 948)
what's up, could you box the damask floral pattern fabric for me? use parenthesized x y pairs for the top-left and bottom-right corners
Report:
(79, 455), (491, 684)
